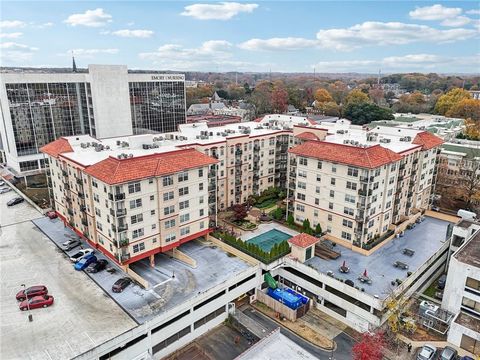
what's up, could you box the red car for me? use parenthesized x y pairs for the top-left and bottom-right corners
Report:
(16, 285), (48, 301)
(46, 211), (57, 219)
(19, 295), (54, 311)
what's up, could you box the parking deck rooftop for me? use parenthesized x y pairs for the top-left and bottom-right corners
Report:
(305, 216), (452, 299)
(33, 217), (252, 323)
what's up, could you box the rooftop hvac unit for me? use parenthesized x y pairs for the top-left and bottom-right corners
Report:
(80, 143), (87, 148)
(142, 144), (151, 150)
(343, 140), (350, 144)
(196, 135), (201, 139)
(209, 132), (213, 136)
(152, 144), (159, 148)
(128, 154), (133, 158)
(105, 146), (110, 150)
(405, 136), (412, 141)
(116, 140), (121, 145)
(337, 130), (345, 134)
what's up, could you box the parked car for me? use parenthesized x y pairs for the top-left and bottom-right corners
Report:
(112, 278), (132, 293)
(0, 180), (5, 186)
(439, 346), (458, 360)
(46, 211), (57, 219)
(16, 285), (48, 301)
(19, 295), (54, 311)
(417, 344), (437, 360)
(86, 259), (108, 273)
(69, 248), (94, 262)
(62, 239), (81, 251)
(437, 274), (447, 290)
(7, 197), (24, 206)
(0, 187), (12, 194)
(74, 254), (97, 271)
(460, 356), (474, 360)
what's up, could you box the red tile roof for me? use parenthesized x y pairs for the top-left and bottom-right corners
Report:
(296, 131), (320, 141)
(412, 131), (444, 150)
(288, 233), (319, 248)
(40, 138), (73, 158)
(289, 141), (402, 169)
(85, 148), (217, 185)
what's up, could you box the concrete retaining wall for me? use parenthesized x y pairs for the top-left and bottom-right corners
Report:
(207, 235), (259, 266)
(125, 267), (149, 289)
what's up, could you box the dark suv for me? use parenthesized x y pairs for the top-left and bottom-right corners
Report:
(112, 278), (131, 293)
(7, 197), (24, 206)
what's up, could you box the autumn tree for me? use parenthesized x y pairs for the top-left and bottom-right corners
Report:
(352, 331), (386, 360)
(231, 204), (248, 222)
(368, 88), (385, 105)
(271, 86), (289, 114)
(448, 98), (480, 121)
(321, 101), (342, 117)
(435, 88), (471, 115)
(392, 91), (430, 114)
(328, 81), (349, 104)
(250, 80), (273, 115)
(344, 89), (370, 106)
(314, 88), (334, 105)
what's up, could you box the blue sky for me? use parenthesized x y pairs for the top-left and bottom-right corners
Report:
(1, 1), (479, 73)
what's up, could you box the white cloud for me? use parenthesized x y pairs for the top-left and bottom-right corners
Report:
(0, 42), (38, 63)
(466, 9), (480, 15)
(138, 40), (259, 71)
(64, 8), (112, 27)
(0, 20), (26, 29)
(312, 53), (479, 72)
(238, 37), (318, 51)
(0, 32), (23, 39)
(409, 4), (462, 20)
(110, 29), (154, 38)
(37, 22), (54, 29)
(181, 2), (258, 20)
(441, 16), (471, 27)
(315, 21), (476, 50)
(61, 48), (119, 58)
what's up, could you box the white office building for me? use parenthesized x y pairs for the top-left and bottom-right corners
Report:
(0, 65), (186, 174)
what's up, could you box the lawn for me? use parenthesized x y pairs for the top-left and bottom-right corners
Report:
(423, 282), (438, 298)
(256, 198), (278, 209)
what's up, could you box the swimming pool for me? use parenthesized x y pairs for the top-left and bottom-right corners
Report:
(246, 229), (292, 252)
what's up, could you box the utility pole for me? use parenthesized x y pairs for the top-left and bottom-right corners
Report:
(313, 67), (316, 82)
(21, 284), (33, 322)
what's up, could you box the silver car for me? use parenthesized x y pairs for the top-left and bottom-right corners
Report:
(0, 187), (12, 194)
(417, 345), (437, 360)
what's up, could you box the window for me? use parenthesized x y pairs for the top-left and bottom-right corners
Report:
(298, 181), (306, 189)
(130, 199), (142, 209)
(299, 157), (308, 166)
(128, 182), (141, 194)
(149, 178), (154, 184)
(199, 209), (204, 217)
(316, 174), (321, 182)
(164, 205), (175, 215)
(131, 213), (143, 224)
(132, 228), (144, 239)
(342, 219), (353, 228)
(165, 233), (176, 242)
(150, 195), (154, 201)
(163, 191), (174, 201)
(347, 168), (358, 177)
(200, 221), (205, 229)
(317, 161), (322, 169)
(328, 214), (333, 221)
(199, 196), (204, 204)
(151, 210), (156, 215)
(163, 176), (173, 186)
(345, 194), (356, 204)
(466, 277), (480, 291)
(198, 169), (204, 177)
(180, 213), (190, 223)
(165, 219), (176, 229)
(178, 172), (188, 182)
(179, 200), (189, 210)
(296, 204), (305, 212)
(315, 198), (319, 205)
(133, 242), (145, 253)
(180, 227), (190, 236)
(179, 187), (189, 196)
(315, 186), (320, 194)
(152, 224), (157, 230)
(341, 231), (352, 240)
(329, 202), (333, 210)
(343, 207), (354, 216)
(346, 181), (357, 190)
(199, 183), (204, 191)
(329, 190), (335, 198)
(298, 170), (307, 178)
(332, 165), (337, 173)
(330, 178), (336, 185)
(297, 193), (305, 201)
(368, 219), (375, 228)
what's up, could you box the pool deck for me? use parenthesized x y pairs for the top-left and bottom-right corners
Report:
(305, 216), (452, 299)
(241, 222), (299, 241)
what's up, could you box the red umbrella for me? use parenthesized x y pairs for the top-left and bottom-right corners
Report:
(363, 269), (368, 277)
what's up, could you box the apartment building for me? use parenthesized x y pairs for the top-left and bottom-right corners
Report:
(0, 65), (186, 174)
(288, 120), (443, 250)
(443, 223), (480, 355)
(40, 115), (324, 266)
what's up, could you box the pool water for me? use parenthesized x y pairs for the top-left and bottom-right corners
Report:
(246, 229), (292, 252)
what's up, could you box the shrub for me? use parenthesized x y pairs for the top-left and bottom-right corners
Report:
(315, 223), (322, 235)
(287, 213), (294, 226)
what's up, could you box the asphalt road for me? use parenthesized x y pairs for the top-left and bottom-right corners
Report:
(241, 307), (355, 360)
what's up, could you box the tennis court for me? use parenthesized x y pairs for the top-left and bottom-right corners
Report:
(246, 229), (292, 252)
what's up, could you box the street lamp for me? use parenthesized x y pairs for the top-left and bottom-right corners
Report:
(20, 284), (33, 322)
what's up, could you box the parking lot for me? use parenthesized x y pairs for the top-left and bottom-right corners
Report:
(0, 191), (136, 360)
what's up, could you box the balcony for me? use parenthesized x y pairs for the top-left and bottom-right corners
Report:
(235, 160), (242, 166)
(235, 149), (243, 156)
(356, 201), (366, 209)
(120, 254), (130, 262)
(65, 196), (72, 203)
(81, 218), (88, 226)
(67, 209), (74, 216)
(253, 145), (260, 151)
(119, 239), (129, 247)
(406, 202), (412, 208)
(78, 192), (85, 199)
(118, 224), (128, 232)
(80, 205), (86, 212)
(208, 184), (216, 192)
(117, 208), (127, 216)
(62, 170), (68, 177)
(413, 159), (419, 165)
(253, 174), (260, 180)
(398, 175), (404, 181)
(76, 178), (83, 185)
(114, 193), (125, 201)
(399, 164), (405, 171)
(358, 189), (372, 196)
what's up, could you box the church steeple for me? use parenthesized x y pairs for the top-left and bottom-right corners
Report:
(72, 51), (77, 73)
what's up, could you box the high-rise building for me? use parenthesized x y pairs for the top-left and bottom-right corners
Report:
(0, 65), (186, 174)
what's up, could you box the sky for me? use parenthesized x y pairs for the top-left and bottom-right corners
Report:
(1, 1), (479, 73)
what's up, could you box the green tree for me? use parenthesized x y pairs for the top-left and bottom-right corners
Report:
(303, 218), (312, 234)
(287, 213), (294, 226)
(315, 223), (322, 235)
(343, 102), (394, 125)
